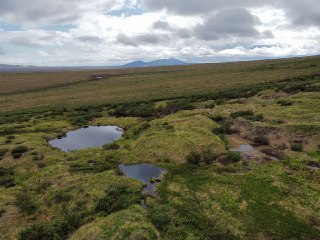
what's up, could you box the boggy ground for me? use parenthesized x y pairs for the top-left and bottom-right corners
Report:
(0, 76), (320, 239)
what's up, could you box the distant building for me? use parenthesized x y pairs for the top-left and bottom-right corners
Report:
(90, 75), (104, 81)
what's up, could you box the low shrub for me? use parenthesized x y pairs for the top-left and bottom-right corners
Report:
(37, 162), (46, 168)
(0, 167), (15, 188)
(148, 205), (172, 231)
(95, 184), (141, 214)
(212, 127), (224, 135)
(156, 100), (194, 116)
(186, 148), (219, 165)
(227, 151), (241, 162)
(277, 100), (293, 106)
(0, 148), (8, 158)
(103, 143), (120, 150)
(254, 135), (269, 146)
(0, 209), (5, 217)
(248, 114), (264, 121)
(186, 151), (202, 165)
(231, 110), (254, 119)
(13, 153), (23, 159)
(203, 148), (220, 165)
(32, 154), (44, 161)
(16, 191), (37, 215)
(19, 213), (83, 240)
(140, 122), (151, 130)
(53, 190), (72, 203)
(209, 115), (225, 122)
(291, 143), (304, 152)
(11, 145), (28, 154)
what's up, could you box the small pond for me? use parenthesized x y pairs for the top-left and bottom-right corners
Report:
(49, 126), (123, 152)
(119, 164), (165, 196)
(231, 144), (254, 152)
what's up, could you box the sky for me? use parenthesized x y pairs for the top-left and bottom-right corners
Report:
(0, 0), (319, 66)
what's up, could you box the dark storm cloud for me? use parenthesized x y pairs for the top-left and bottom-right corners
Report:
(195, 8), (260, 40)
(117, 33), (169, 47)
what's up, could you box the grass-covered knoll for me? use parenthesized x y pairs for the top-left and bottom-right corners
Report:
(0, 57), (320, 239)
(1, 56), (320, 112)
(69, 205), (159, 240)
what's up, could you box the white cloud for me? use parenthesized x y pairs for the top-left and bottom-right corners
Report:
(0, 0), (319, 65)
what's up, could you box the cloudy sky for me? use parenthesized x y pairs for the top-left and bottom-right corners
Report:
(0, 0), (319, 66)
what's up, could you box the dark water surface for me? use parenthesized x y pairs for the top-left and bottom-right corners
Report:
(119, 164), (165, 196)
(49, 126), (123, 152)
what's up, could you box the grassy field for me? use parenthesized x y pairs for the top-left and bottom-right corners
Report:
(0, 56), (320, 239)
(1, 56), (320, 113)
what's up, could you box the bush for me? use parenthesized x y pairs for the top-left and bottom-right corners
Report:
(291, 143), (304, 152)
(16, 191), (37, 215)
(140, 122), (151, 130)
(113, 103), (154, 118)
(0, 167), (15, 188)
(32, 154), (44, 161)
(148, 205), (172, 231)
(0, 209), (5, 218)
(19, 213), (83, 240)
(53, 190), (72, 203)
(186, 151), (202, 165)
(103, 143), (120, 150)
(12, 153), (22, 159)
(221, 120), (236, 134)
(0, 148), (8, 157)
(95, 184), (141, 214)
(212, 127), (224, 135)
(203, 148), (219, 165)
(209, 115), (225, 122)
(6, 135), (15, 140)
(231, 110), (254, 119)
(227, 151), (241, 162)
(249, 114), (264, 121)
(37, 162), (46, 168)
(254, 135), (269, 146)
(11, 145), (28, 154)
(277, 100), (293, 106)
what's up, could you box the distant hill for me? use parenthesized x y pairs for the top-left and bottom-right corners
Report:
(0, 64), (29, 71)
(122, 59), (187, 68)
(0, 59), (187, 72)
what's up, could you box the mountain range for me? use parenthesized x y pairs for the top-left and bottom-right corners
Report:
(122, 58), (187, 68)
(0, 59), (188, 72)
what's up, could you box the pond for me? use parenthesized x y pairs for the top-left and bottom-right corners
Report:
(231, 144), (256, 161)
(119, 164), (165, 196)
(231, 144), (254, 152)
(49, 126), (123, 152)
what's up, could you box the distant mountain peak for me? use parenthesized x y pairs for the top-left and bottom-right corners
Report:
(122, 58), (187, 68)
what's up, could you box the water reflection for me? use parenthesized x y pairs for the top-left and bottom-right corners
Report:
(49, 126), (123, 152)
